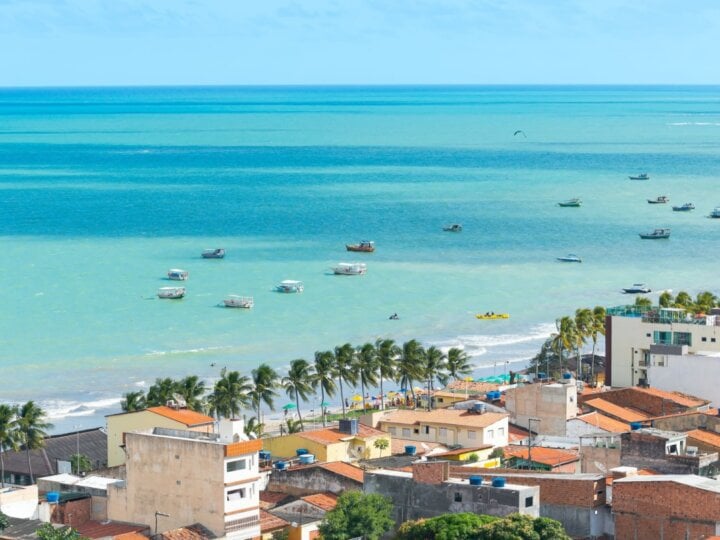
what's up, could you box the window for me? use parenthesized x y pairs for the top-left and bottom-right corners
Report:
(713, 338), (717, 343)
(425, 426), (430, 434)
(702, 337), (708, 342)
(498, 427), (505, 437)
(653, 331), (672, 345)
(646, 333), (651, 338)
(454, 492), (462, 502)
(673, 332), (692, 346)
(388, 427), (397, 436)
(226, 459), (247, 473)
(525, 496), (534, 508)
(414, 428), (419, 434)
(227, 487), (246, 501)
(439, 428), (447, 438)
(487, 429), (494, 439)
(468, 430), (476, 440)
(402, 428), (411, 437)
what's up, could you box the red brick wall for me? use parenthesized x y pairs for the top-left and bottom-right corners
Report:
(51, 498), (92, 528)
(613, 480), (720, 540)
(412, 461), (449, 485)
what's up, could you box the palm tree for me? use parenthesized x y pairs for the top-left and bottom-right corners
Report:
(244, 416), (265, 439)
(176, 375), (206, 411)
(422, 346), (447, 410)
(355, 343), (379, 412)
(282, 359), (315, 430)
(375, 338), (399, 410)
(250, 364), (278, 427)
(0, 404), (18, 488)
(446, 348), (473, 382)
(551, 316), (577, 375)
(674, 291), (693, 307)
(397, 340), (425, 406)
(145, 377), (179, 407)
(659, 291), (674, 308)
(333, 343), (357, 418)
(313, 350), (337, 426)
(695, 291), (717, 313)
(16, 401), (52, 484)
(70, 453), (92, 475)
(120, 391), (146, 412)
(284, 418), (303, 434)
(634, 296), (652, 308)
(574, 308), (593, 380)
(589, 306), (606, 383)
(208, 369), (252, 419)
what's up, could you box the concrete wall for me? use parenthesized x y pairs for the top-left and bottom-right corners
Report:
(266, 466), (362, 497)
(648, 353), (720, 408)
(364, 471), (539, 526)
(106, 411), (212, 467)
(380, 417), (508, 448)
(505, 383), (577, 437)
(620, 432), (717, 475)
(0, 485), (38, 519)
(580, 444), (622, 474)
(652, 412), (720, 433)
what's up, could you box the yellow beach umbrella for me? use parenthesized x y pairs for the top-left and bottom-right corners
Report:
(352, 394), (363, 402)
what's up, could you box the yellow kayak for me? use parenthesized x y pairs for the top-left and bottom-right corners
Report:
(476, 313), (510, 320)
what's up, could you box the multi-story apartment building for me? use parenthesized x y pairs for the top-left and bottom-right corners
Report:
(108, 418), (262, 539)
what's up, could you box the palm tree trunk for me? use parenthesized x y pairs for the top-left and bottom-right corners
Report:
(361, 379), (366, 413)
(427, 377), (432, 411)
(379, 375), (384, 411)
(320, 386), (326, 427)
(1, 451), (5, 488)
(591, 339), (597, 383)
(295, 393), (304, 431)
(338, 377), (346, 418)
(26, 447), (33, 484)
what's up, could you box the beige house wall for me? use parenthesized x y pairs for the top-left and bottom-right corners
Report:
(106, 411), (213, 466)
(263, 433), (389, 462)
(505, 383), (577, 436)
(380, 417), (508, 448)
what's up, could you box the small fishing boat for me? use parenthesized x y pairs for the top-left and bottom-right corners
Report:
(223, 295), (254, 308)
(167, 269), (189, 281)
(476, 313), (510, 320)
(346, 241), (375, 253)
(629, 173), (650, 180)
(276, 280), (304, 293)
(639, 228), (671, 239)
(648, 196), (669, 204)
(558, 198), (582, 207)
(557, 254), (582, 263)
(710, 207), (720, 219)
(623, 284), (651, 294)
(672, 203), (695, 212)
(202, 248), (225, 259)
(157, 286), (186, 299)
(443, 224), (463, 232)
(333, 262), (367, 275)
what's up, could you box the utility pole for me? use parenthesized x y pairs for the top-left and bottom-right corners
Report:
(528, 418), (541, 470)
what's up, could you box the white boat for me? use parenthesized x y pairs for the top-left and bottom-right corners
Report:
(672, 203), (695, 212)
(158, 287), (186, 299)
(623, 284), (651, 294)
(556, 254), (582, 263)
(276, 280), (304, 293)
(639, 228), (670, 239)
(442, 224), (463, 232)
(223, 295), (254, 308)
(710, 208), (720, 219)
(648, 196), (669, 204)
(332, 262), (367, 275)
(167, 269), (189, 281)
(202, 248), (225, 259)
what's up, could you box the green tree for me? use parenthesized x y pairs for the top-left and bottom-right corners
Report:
(355, 343), (379, 412)
(120, 391), (146, 413)
(467, 453), (479, 463)
(207, 368), (252, 419)
(634, 296), (652, 308)
(313, 350), (337, 426)
(674, 291), (693, 307)
(695, 291), (717, 313)
(397, 340), (425, 406)
(318, 491), (394, 540)
(333, 343), (357, 419)
(478, 513), (570, 539)
(36, 523), (88, 540)
(145, 377), (179, 407)
(250, 364), (279, 427)
(489, 447), (504, 460)
(446, 348), (473, 382)
(282, 359), (314, 430)
(0, 404), (19, 488)
(373, 437), (389, 456)
(422, 346), (447, 410)
(659, 291), (674, 308)
(284, 418), (303, 434)
(375, 338), (399, 410)
(589, 306), (606, 382)
(396, 513), (497, 540)
(244, 416), (266, 439)
(0, 511), (8, 531)
(551, 317), (577, 374)
(16, 401), (52, 484)
(527, 339), (560, 380)
(175, 375), (206, 411)
(70, 453), (92, 475)
(574, 308), (593, 380)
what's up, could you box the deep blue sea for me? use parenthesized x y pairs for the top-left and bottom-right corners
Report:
(1, 85), (719, 433)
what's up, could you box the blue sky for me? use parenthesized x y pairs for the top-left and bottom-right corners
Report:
(1, 0), (719, 86)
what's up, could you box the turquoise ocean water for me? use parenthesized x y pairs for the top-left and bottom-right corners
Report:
(1, 86), (719, 433)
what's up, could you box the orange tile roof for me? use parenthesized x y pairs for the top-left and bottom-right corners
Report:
(503, 445), (579, 467)
(260, 509), (289, 533)
(631, 387), (710, 408)
(574, 412), (630, 433)
(147, 406), (214, 426)
(115, 534), (148, 540)
(317, 461), (364, 483)
(260, 491), (294, 509)
(378, 409), (507, 429)
(297, 424), (385, 445)
(224, 439), (263, 457)
(686, 429), (720, 450)
(76, 521), (147, 539)
(302, 492), (339, 511)
(160, 524), (216, 540)
(584, 398), (650, 423)
(508, 424), (530, 443)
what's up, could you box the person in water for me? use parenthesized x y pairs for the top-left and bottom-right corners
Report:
(389, 313), (399, 320)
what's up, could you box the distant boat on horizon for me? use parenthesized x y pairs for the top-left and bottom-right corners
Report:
(629, 173), (650, 180)
(639, 228), (671, 239)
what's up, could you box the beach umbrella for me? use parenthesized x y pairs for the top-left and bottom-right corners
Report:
(320, 401), (331, 408)
(352, 395), (363, 402)
(282, 403), (296, 410)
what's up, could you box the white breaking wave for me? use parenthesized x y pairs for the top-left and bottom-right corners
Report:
(145, 345), (229, 357)
(667, 122), (720, 126)
(431, 322), (556, 356)
(39, 397), (123, 420)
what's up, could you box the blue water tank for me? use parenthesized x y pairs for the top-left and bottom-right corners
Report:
(473, 403), (487, 414)
(339, 418), (359, 435)
(491, 477), (506, 488)
(296, 448), (309, 456)
(630, 422), (642, 430)
(405, 445), (417, 456)
(299, 454), (315, 465)
(562, 372), (572, 380)
(275, 461), (287, 470)
(469, 475), (482, 486)
(46, 492), (60, 503)
(259, 450), (271, 460)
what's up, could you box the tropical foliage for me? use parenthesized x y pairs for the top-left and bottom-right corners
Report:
(16, 401), (52, 484)
(36, 523), (88, 540)
(318, 491), (394, 540)
(0, 511), (8, 532)
(70, 453), (92, 475)
(0, 404), (19, 488)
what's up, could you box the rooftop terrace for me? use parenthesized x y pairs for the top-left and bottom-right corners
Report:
(607, 305), (720, 326)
